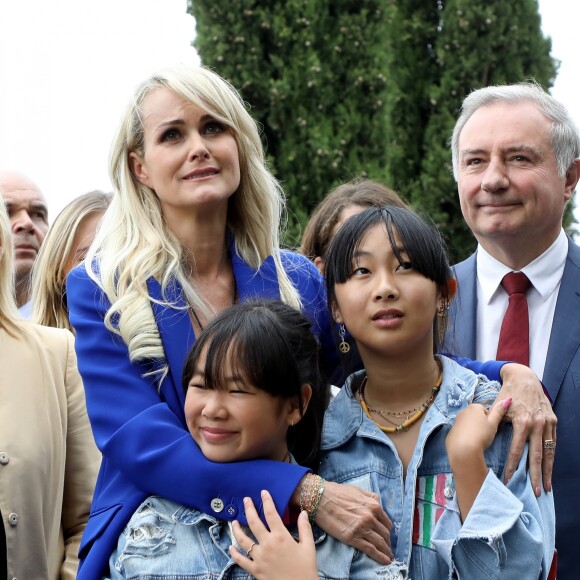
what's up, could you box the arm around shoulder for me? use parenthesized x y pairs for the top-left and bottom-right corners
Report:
(66, 266), (308, 522)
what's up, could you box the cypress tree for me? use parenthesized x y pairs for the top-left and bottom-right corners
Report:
(189, 0), (393, 243)
(189, 1), (560, 257)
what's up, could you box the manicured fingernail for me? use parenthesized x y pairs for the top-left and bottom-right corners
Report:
(501, 397), (512, 410)
(535, 486), (541, 497)
(243, 497), (250, 505)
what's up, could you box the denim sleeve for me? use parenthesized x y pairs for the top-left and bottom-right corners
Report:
(471, 376), (501, 407)
(431, 446), (555, 579)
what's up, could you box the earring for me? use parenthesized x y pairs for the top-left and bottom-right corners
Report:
(437, 300), (449, 317)
(338, 324), (350, 354)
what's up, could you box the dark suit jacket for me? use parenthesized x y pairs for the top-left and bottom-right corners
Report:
(67, 248), (335, 580)
(449, 238), (580, 580)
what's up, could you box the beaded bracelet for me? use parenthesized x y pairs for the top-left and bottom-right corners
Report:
(299, 474), (326, 523)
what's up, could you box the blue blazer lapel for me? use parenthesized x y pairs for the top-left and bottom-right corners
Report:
(449, 253), (478, 359)
(147, 277), (195, 416)
(145, 249), (280, 415)
(543, 240), (580, 403)
(232, 249), (281, 301)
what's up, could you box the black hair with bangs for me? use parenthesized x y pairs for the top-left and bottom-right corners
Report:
(325, 206), (453, 352)
(182, 299), (325, 471)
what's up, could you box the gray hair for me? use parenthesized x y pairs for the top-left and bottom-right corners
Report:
(451, 82), (580, 180)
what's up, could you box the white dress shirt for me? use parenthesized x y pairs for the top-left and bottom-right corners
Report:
(475, 229), (568, 379)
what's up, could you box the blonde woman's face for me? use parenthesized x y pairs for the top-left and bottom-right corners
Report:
(129, 88), (241, 231)
(63, 211), (105, 277)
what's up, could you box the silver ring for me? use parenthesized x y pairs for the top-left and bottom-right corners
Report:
(247, 541), (256, 557)
(543, 439), (556, 450)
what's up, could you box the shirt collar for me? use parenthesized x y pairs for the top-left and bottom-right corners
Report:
(476, 229), (568, 303)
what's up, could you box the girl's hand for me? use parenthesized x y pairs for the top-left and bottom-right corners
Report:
(447, 398), (512, 460)
(446, 398), (512, 521)
(313, 480), (393, 564)
(230, 490), (319, 580)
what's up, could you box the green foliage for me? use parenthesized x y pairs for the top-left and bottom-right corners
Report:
(190, 0), (393, 245)
(189, 0), (563, 260)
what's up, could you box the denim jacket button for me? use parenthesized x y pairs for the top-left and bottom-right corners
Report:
(210, 498), (224, 513)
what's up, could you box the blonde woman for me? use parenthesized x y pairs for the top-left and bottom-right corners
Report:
(31, 190), (111, 330)
(66, 65), (394, 579)
(0, 198), (99, 578)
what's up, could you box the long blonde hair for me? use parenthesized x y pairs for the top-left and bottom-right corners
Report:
(0, 196), (23, 336)
(86, 65), (300, 370)
(31, 191), (111, 330)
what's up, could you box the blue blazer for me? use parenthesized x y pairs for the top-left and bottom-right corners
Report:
(449, 238), (580, 580)
(67, 248), (335, 580)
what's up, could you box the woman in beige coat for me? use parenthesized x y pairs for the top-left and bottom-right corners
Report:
(0, 198), (100, 578)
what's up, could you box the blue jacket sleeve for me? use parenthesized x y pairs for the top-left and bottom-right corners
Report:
(66, 266), (308, 523)
(446, 354), (505, 381)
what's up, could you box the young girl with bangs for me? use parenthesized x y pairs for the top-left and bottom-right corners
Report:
(106, 299), (328, 578)
(233, 207), (555, 580)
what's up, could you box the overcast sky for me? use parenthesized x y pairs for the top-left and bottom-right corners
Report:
(0, 0), (578, 223)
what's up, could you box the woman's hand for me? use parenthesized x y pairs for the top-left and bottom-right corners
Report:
(499, 363), (557, 495)
(313, 480), (393, 564)
(230, 490), (319, 580)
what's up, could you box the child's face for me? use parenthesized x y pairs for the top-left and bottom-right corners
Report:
(333, 223), (440, 359)
(184, 348), (294, 463)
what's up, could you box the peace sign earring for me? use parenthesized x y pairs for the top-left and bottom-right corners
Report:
(338, 323), (350, 354)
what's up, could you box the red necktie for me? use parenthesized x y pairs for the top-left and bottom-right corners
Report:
(496, 272), (531, 365)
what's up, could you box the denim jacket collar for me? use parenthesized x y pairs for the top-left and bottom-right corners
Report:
(322, 356), (485, 451)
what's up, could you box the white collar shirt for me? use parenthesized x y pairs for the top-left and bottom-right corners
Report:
(475, 229), (568, 379)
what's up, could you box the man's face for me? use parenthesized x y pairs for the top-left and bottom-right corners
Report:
(1, 175), (48, 281)
(457, 102), (577, 260)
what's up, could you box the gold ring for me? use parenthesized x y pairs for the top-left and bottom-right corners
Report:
(247, 541), (256, 557)
(543, 439), (556, 450)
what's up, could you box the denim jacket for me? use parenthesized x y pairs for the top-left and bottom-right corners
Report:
(106, 495), (260, 579)
(105, 463), (335, 579)
(316, 356), (555, 580)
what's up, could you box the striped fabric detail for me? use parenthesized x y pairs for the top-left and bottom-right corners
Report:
(412, 473), (453, 549)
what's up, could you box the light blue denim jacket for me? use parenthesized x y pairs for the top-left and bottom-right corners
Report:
(105, 461), (332, 579)
(106, 495), (260, 579)
(315, 356), (555, 580)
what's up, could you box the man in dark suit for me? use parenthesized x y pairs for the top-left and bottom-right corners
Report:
(449, 82), (580, 579)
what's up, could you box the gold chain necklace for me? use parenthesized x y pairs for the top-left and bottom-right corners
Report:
(359, 359), (443, 433)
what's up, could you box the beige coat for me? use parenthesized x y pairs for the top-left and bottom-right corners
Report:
(0, 323), (100, 579)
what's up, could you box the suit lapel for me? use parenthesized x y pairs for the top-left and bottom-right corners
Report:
(147, 277), (194, 414)
(232, 249), (281, 300)
(449, 253), (478, 359)
(543, 240), (580, 403)
(146, 248), (281, 412)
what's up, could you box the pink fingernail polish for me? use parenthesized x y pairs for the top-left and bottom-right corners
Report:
(501, 397), (512, 410)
